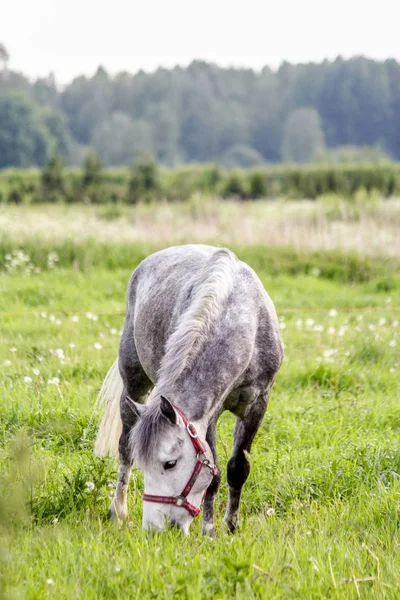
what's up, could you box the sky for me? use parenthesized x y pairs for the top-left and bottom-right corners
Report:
(3, 0), (400, 84)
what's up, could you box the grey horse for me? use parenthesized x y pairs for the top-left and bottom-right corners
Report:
(95, 244), (283, 535)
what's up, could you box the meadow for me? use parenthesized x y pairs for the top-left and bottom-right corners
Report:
(1, 199), (400, 599)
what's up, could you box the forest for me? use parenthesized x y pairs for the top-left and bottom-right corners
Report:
(1, 42), (400, 169)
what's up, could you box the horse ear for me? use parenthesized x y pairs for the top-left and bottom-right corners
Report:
(125, 396), (146, 419)
(160, 396), (177, 424)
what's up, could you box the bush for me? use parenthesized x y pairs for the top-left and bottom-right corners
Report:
(41, 155), (65, 202)
(127, 158), (160, 204)
(82, 152), (103, 188)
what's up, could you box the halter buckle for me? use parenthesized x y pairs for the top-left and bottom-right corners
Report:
(175, 496), (185, 507)
(187, 422), (198, 438)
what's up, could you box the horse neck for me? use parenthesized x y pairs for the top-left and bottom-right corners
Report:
(156, 378), (219, 435)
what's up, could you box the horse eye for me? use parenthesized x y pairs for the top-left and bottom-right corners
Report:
(163, 460), (177, 470)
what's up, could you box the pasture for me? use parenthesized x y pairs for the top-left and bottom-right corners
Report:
(1, 201), (400, 598)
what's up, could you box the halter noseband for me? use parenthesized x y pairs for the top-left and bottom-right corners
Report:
(142, 404), (218, 518)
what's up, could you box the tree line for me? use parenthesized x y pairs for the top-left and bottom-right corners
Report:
(1, 46), (400, 169)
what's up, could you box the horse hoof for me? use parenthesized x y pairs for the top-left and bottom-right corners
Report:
(202, 525), (216, 538)
(108, 503), (128, 524)
(223, 517), (239, 534)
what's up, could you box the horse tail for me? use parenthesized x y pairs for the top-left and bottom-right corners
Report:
(94, 358), (123, 457)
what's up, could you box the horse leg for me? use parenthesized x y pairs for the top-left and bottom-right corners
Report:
(223, 392), (269, 532)
(109, 331), (152, 523)
(202, 419), (221, 537)
(109, 419), (134, 523)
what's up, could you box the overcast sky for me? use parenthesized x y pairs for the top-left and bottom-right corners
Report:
(3, 0), (400, 84)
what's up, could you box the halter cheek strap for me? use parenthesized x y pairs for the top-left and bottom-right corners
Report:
(142, 404), (218, 518)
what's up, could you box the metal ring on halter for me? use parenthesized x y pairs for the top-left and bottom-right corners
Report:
(186, 422), (198, 438)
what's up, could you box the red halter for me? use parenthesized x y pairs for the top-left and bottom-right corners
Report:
(142, 404), (218, 518)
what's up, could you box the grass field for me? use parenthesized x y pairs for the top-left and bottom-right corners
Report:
(1, 203), (400, 598)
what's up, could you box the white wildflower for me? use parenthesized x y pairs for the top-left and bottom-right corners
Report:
(385, 297), (392, 304)
(378, 318), (387, 326)
(329, 309), (338, 317)
(23, 376), (32, 383)
(48, 377), (60, 385)
(393, 320), (399, 328)
(47, 251), (59, 269)
(4, 360), (11, 367)
(389, 340), (396, 348)
(69, 343), (75, 349)
(94, 342), (102, 350)
(114, 566), (121, 573)
(46, 579), (54, 586)
(86, 312), (98, 321)
(323, 349), (337, 358)
(306, 318), (315, 327)
(328, 327), (336, 335)
(71, 315), (79, 323)
(279, 322), (286, 330)
(55, 348), (65, 360)
(32, 368), (40, 376)
(10, 347), (17, 353)
(85, 481), (95, 492)
(110, 328), (117, 335)
(390, 367), (396, 373)
(266, 507), (275, 517)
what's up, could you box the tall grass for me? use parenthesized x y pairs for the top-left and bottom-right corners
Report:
(1, 197), (400, 257)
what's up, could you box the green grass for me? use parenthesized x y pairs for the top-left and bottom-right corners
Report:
(1, 239), (400, 598)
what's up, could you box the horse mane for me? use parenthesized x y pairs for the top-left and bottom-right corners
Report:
(129, 400), (173, 467)
(157, 248), (237, 391)
(129, 248), (237, 467)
